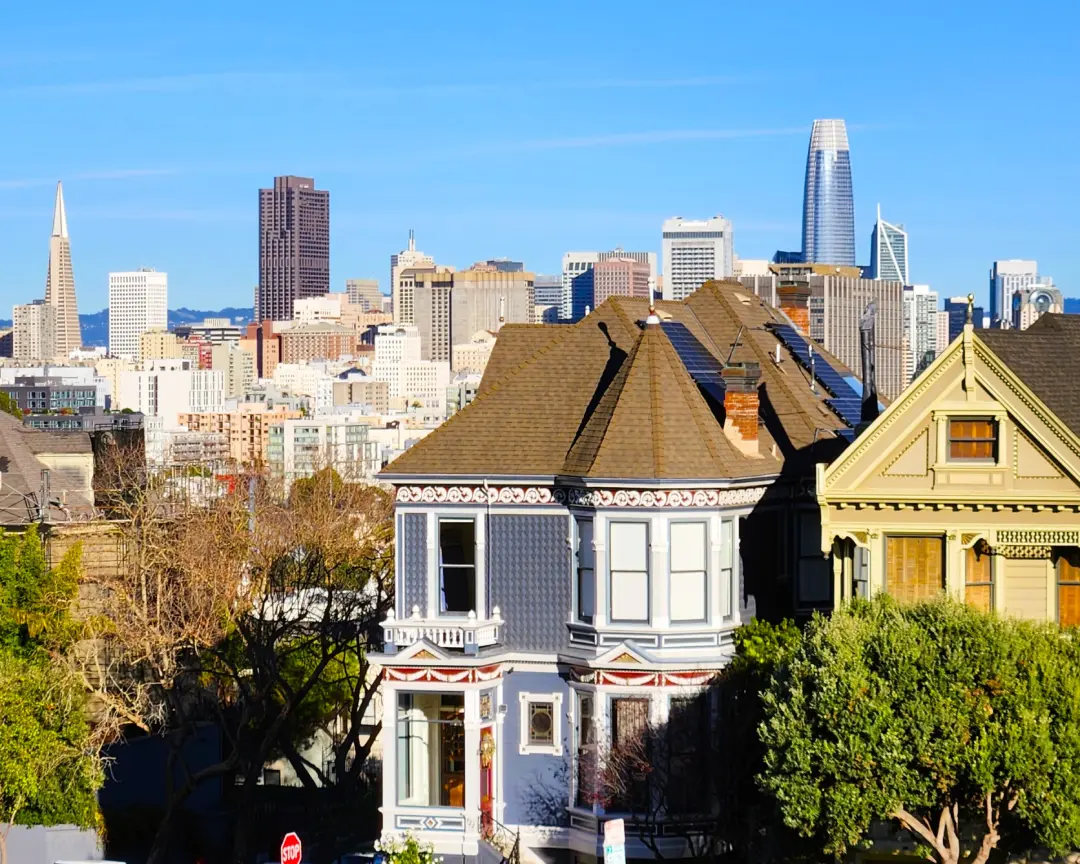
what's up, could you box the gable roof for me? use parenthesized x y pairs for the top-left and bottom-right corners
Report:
(978, 314), (1080, 437)
(0, 413), (93, 525)
(383, 280), (855, 481)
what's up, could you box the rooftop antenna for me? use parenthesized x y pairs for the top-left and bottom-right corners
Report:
(808, 342), (817, 393)
(726, 325), (745, 365)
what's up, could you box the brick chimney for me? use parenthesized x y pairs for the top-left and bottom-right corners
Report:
(721, 362), (762, 457)
(777, 281), (812, 333)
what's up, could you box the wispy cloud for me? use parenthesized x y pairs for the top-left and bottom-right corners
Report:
(0, 71), (318, 97)
(472, 126), (808, 153)
(0, 168), (177, 190)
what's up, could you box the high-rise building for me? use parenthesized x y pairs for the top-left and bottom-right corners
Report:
(410, 268), (455, 363)
(870, 205), (909, 284)
(478, 259), (524, 272)
(561, 250), (657, 321)
(346, 278), (383, 311)
(533, 275), (562, 323)
(449, 268), (534, 349)
(593, 257), (651, 306)
(801, 120), (856, 266)
(935, 309), (951, 356)
(12, 300), (57, 362)
(391, 231), (435, 325)
(661, 217), (733, 301)
(44, 181), (82, 355)
(902, 284), (938, 383)
(257, 176), (330, 322)
(989, 259), (1038, 326)
(1012, 281), (1063, 331)
(109, 268), (168, 361)
(944, 296), (984, 343)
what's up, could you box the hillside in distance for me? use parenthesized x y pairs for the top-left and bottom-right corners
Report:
(0, 307), (255, 348)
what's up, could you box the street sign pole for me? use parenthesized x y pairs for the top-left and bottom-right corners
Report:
(281, 831), (303, 864)
(603, 818), (626, 864)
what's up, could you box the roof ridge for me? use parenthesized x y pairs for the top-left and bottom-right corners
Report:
(647, 329), (664, 476)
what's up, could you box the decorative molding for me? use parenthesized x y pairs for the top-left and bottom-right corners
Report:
(385, 664), (503, 684)
(395, 814), (466, 832)
(826, 352), (960, 486)
(394, 484), (770, 509)
(569, 667), (722, 687)
(997, 529), (1079, 546)
(881, 427), (931, 478)
(518, 691), (564, 756)
(996, 545), (1053, 560)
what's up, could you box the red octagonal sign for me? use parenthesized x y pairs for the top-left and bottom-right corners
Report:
(281, 831), (302, 864)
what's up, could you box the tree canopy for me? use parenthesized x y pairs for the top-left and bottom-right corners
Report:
(759, 596), (1080, 864)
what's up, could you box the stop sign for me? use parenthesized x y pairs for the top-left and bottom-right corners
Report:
(281, 831), (302, 864)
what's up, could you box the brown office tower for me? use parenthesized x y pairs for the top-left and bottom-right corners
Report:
(257, 176), (330, 322)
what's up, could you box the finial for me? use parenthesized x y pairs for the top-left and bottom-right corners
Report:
(966, 293), (975, 325)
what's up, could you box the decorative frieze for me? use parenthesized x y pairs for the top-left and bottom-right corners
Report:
(385, 664), (503, 684)
(997, 529), (1079, 546)
(395, 483), (769, 508)
(569, 666), (722, 687)
(996, 545), (1053, 560)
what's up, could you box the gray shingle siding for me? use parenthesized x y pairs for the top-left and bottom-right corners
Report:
(401, 513), (427, 617)
(489, 515), (570, 652)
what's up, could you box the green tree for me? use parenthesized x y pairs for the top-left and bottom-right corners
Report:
(759, 596), (1080, 864)
(0, 393), (21, 420)
(0, 652), (101, 864)
(0, 526), (82, 656)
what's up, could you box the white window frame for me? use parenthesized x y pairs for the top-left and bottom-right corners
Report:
(608, 520), (650, 624)
(574, 515), (595, 625)
(518, 691), (564, 756)
(668, 519), (709, 624)
(437, 516), (479, 618)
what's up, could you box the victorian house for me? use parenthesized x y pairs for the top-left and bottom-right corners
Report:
(376, 281), (859, 860)
(818, 309), (1080, 622)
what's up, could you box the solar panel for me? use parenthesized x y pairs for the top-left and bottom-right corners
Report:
(659, 321), (726, 405)
(767, 322), (865, 430)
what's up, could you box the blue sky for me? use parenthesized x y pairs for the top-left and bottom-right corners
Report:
(0, 0), (1076, 313)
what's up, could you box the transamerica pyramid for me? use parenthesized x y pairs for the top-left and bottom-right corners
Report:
(44, 181), (82, 355)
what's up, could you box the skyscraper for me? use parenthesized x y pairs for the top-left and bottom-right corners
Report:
(902, 284), (938, 383)
(801, 119), (856, 266)
(560, 249), (657, 320)
(13, 300), (56, 362)
(870, 205), (909, 283)
(45, 181), (82, 355)
(257, 176), (330, 322)
(390, 231), (435, 325)
(945, 296), (984, 342)
(661, 217), (733, 301)
(989, 259), (1038, 326)
(109, 268), (169, 360)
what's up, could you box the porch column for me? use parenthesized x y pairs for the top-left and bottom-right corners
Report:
(380, 681), (398, 839)
(464, 687), (482, 853)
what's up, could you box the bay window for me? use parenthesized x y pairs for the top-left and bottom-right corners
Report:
(609, 521), (649, 623)
(396, 693), (466, 807)
(575, 517), (595, 624)
(669, 521), (707, 622)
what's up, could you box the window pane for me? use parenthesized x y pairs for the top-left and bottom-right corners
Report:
(670, 569), (706, 621)
(886, 535), (945, 603)
(1058, 550), (1080, 628)
(965, 544), (993, 613)
(610, 522), (648, 571)
(439, 520), (475, 567)
(529, 702), (554, 745)
(576, 518), (594, 568)
(670, 522), (706, 571)
(396, 693), (466, 807)
(611, 570), (648, 621)
(578, 567), (595, 622)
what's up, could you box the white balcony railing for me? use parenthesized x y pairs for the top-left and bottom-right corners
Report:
(382, 606), (503, 651)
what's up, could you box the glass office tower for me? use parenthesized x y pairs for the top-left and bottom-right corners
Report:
(801, 119), (856, 266)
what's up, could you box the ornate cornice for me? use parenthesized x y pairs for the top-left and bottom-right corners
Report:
(385, 664), (503, 684)
(394, 483), (770, 508)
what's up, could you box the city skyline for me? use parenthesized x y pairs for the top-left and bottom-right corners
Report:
(0, 2), (1077, 314)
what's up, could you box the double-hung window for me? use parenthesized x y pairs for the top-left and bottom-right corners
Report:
(609, 522), (649, 623)
(669, 521), (707, 622)
(439, 519), (476, 616)
(575, 517), (595, 624)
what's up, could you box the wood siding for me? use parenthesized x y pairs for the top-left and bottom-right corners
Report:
(1005, 560), (1048, 622)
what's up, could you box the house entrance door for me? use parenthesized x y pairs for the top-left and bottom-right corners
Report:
(480, 725), (495, 837)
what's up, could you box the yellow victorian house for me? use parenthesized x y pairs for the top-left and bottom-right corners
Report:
(817, 307), (1080, 625)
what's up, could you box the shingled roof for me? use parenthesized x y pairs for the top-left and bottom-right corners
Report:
(979, 314), (1080, 437)
(383, 280), (855, 480)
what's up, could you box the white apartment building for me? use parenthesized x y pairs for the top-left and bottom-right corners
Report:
(267, 417), (379, 485)
(401, 360), (451, 416)
(989, 259), (1038, 326)
(12, 301), (57, 362)
(902, 284), (939, 383)
(935, 310), (951, 357)
(119, 367), (224, 428)
(1012, 280), (1063, 331)
(661, 216), (733, 301)
(373, 325), (422, 400)
(452, 330), (497, 374)
(109, 268), (168, 361)
(210, 343), (256, 398)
